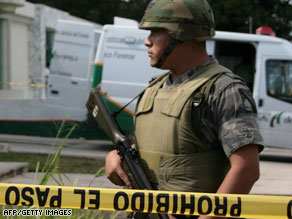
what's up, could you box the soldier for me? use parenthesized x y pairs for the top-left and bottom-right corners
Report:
(105, 0), (264, 218)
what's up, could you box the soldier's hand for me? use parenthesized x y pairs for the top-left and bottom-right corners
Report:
(105, 150), (132, 188)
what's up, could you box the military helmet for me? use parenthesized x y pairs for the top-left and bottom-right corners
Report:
(139, 0), (215, 41)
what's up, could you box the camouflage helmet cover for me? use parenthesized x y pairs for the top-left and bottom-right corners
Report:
(139, 0), (215, 41)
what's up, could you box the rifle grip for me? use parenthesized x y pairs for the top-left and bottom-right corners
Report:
(122, 161), (139, 189)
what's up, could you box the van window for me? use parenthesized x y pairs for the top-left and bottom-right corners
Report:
(46, 29), (55, 66)
(266, 60), (292, 103)
(214, 41), (256, 92)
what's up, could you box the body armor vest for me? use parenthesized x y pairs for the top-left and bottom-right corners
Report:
(135, 63), (232, 192)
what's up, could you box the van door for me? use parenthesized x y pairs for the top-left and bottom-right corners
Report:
(46, 20), (98, 120)
(213, 40), (257, 92)
(257, 54), (292, 148)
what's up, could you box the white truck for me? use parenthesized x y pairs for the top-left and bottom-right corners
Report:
(94, 25), (292, 149)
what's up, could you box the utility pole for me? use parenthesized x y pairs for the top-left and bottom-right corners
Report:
(249, 16), (253, 33)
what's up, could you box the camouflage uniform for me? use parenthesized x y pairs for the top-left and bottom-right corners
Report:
(138, 0), (263, 165)
(134, 1), (263, 218)
(134, 58), (263, 219)
(162, 57), (263, 158)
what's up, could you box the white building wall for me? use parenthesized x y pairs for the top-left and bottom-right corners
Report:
(10, 20), (29, 98)
(0, 19), (9, 90)
(0, 1), (33, 99)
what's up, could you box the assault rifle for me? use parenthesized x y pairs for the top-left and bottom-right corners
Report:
(86, 88), (168, 219)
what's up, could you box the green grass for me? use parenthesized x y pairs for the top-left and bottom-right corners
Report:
(0, 152), (104, 174)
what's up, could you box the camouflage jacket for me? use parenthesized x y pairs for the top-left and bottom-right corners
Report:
(163, 58), (264, 157)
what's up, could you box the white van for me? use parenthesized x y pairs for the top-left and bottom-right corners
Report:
(94, 25), (292, 149)
(47, 20), (101, 120)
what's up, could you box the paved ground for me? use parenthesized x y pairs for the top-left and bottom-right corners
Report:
(251, 160), (292, 195)
(0, 134), (114, 159)
(0, 134), (292, 196)
(0, 173), (121, 189)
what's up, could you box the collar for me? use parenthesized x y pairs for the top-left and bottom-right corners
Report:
(163, 56), (218, 88)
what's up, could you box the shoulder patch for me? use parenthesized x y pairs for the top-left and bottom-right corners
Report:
(239, 88), (257, 113)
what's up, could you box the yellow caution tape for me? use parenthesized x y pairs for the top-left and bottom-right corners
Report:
(0, 81), (47, 88)
(0, 183), (291, 218)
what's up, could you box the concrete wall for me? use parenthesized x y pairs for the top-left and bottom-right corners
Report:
(10, 20), (29, 98)
(0, 1), (34, 99)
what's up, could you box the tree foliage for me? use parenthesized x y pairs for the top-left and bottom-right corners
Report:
(27, 0), (150, 25)
(209, 0), (292, 40)
(27, 0), (292, 40)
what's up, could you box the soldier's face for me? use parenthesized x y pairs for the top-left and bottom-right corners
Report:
(144, 28), (171, 67)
